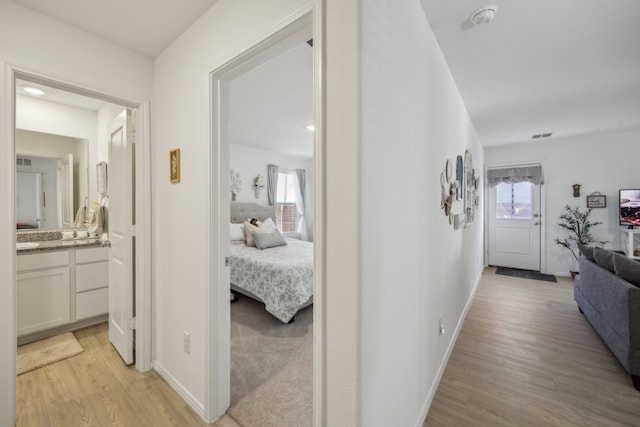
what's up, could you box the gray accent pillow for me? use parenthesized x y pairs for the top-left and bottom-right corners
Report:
(251, 229), (287, 250)
(613, 254), (640, 287)
(593, 247), (615, 272)
(577, 243), (595, 262)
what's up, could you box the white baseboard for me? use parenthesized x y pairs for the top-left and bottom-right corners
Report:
(414, 269), (483, 427)
(153, 361), (205, 419)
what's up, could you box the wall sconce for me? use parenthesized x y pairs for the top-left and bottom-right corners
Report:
(572, 184), (581, 197)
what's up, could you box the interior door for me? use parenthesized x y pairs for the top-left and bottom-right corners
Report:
(16, 171), (45, 228)
(108, 109), (135, 365)
(488, 181), (541, 270)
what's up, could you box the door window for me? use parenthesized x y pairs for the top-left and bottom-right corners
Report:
(495, 182), (533, 219)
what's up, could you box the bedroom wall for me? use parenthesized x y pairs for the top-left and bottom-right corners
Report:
(152, 0), (312, 416)
(230, 143), (314, 239)
(0, 2), (153, 425)
(484, 128), (640, 277)
(324, 0), (485, 424)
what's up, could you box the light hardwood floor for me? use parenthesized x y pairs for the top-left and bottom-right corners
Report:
(16, 322), (240, 427)
(424, 267), (640, 426)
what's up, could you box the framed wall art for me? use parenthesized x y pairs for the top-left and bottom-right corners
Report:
(169, 148), (180, 183)
(586, 192), (606, 208)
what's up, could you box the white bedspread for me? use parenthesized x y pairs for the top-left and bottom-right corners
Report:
(229, 238), (313, 322)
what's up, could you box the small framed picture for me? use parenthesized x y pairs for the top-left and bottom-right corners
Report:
(586, 194), (606, 208)
(169, 148), (180, 183)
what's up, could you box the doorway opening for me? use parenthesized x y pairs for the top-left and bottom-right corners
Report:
(207, 7), (323, 424)
(4, 67), (152, 425)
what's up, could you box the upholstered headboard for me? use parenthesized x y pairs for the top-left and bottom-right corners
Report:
(230, 202), (276, 224)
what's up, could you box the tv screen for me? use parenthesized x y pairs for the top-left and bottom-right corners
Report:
(620, 189), (640, 227)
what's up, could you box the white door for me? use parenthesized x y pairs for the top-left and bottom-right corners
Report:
(488, 181), (541, 270)
(108, 109), (135, 365)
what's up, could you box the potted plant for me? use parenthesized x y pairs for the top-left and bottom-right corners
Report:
(554, 205), (607, 278)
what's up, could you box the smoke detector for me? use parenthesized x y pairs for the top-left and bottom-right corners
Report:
(470, 5), (498, 26)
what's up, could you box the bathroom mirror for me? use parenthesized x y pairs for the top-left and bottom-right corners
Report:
(16, 129), (89, 230)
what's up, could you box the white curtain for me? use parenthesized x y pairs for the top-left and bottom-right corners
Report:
(267, 164), (279, 206)
(294, 169), (308, 241)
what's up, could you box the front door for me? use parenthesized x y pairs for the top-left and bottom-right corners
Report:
(108, 109), (135, 365)
(488, 181), (541, 270)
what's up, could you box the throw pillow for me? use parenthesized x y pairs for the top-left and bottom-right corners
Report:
(251, 229), (288, 250)
(230, 223), (245, 242)
(244, 221), (261, 247)
(577, 243), (595, 262)
(613, 254), (640, 287)
(260, 217), (277, 233)
(593, 247), (615, 273)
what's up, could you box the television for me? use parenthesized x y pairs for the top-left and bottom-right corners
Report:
(619, 189), (640, 227)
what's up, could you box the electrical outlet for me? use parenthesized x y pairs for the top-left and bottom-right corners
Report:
(183, 332), (191, 354)
(438, 319), (445, 336)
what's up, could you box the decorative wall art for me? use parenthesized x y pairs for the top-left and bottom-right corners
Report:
(169, 148), (180, 183)
(441, 150), (480, 229)
(586, 192), (606, 208)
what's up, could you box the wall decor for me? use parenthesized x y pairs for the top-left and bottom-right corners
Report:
(455, 155), (464, 200)
(463, 149), (479, 226)
(169, 148), (180, 183)
(586, 192), (606, 208)
(572, 184), (581, 197)
(254, 174), (265, 199)
(229, 168), (242, 201)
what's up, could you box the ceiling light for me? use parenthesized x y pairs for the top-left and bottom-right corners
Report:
(470, 5), (498, 26)
(305, 125), (315, 131)
(23, 86), (45, 96)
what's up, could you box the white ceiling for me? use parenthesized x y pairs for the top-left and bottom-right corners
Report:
(421, 0), (640, 146)
(12, 0), (638, 150)
(9, 0), (218, 57)
(228, 43), (314, 159)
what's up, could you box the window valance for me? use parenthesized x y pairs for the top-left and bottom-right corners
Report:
(487, 165), (543, 187)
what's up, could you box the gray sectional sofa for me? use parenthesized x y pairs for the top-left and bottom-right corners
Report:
(574, 246), (640, 391)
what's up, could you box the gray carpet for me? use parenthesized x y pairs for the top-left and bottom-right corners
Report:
(228, 295), (312, 426)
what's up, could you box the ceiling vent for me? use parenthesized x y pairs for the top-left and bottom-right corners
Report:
(470, 5), (498, 26)
(531, 132), (553, 139)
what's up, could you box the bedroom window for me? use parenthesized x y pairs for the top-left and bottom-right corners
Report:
(495, 182), (533, 219)
(276, 172), (299, 233)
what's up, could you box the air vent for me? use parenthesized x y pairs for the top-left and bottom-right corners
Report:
(531, 132), (553, 139)
(17, 158), (32, 166)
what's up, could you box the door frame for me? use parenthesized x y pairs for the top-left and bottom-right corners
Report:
(0, 63), (152, 427)
(484, 162), (547, 273)
(206, 5), (325, 424)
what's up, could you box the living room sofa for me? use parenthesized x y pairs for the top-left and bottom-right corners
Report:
(574, 246), (640, 391)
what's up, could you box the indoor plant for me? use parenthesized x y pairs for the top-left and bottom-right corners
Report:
(554, 205), (607, 277)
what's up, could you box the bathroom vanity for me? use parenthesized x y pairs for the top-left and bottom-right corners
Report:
(17, 238), (109, 344)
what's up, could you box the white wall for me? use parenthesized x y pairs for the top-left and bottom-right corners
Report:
(485, 129), (640, 276)
(0, 3), (152, 425)
(152, 0), (312, 416)
(357, 1), (484, 425)
(230, 143), (313, 239)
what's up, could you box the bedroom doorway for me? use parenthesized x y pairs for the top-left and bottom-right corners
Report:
(208, 7), (323, 424)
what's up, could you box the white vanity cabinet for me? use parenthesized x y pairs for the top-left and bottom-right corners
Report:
(75, 247), (109, 319)
(17, 245), (109, 338)
(17, 251), (71, 336)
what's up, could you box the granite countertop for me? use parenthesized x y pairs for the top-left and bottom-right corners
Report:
(17, 238), (110, 254)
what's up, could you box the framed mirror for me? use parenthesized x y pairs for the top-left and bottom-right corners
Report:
(455, 155), (463, 200)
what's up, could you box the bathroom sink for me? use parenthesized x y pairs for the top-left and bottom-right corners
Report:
(16, 242), (40, 250)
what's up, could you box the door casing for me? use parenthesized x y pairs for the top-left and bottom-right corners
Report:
(0, 64), (152, 427)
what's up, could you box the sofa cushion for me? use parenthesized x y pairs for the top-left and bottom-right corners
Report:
(613, 254), (640, 287)
(578, 243), (596, 262)
(593, 247), (616, 273)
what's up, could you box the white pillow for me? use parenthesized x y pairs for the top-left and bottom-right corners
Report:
(230, 223), (245, 242)
(260, 217), (277, 233)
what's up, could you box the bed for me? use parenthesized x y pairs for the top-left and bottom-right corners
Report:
(229, 202), (313, 323)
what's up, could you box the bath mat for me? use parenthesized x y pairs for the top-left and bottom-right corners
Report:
(17, 332), (84, 375)
(495, 267), (557, 283)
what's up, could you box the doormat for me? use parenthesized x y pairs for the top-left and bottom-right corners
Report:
(17, 332), (84, 375)
(495, 267), (557, 283)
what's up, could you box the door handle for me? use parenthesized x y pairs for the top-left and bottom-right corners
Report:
(533, 213), (540, 218)
(534, 222), (540, 225)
